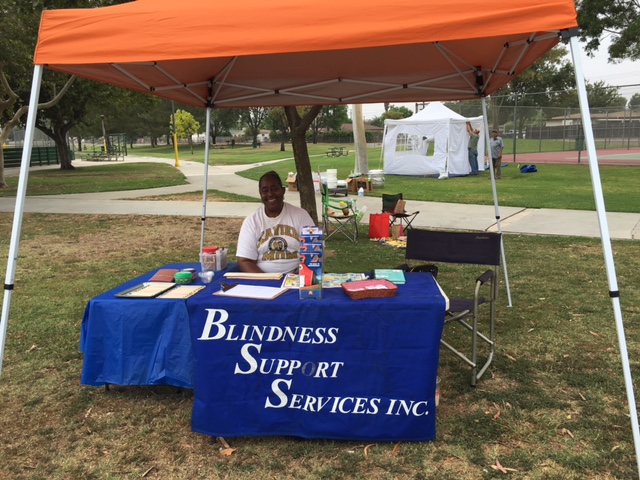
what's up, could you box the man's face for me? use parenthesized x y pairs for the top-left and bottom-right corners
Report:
(492, 131), (499, 139)
(259, 176), (285, 217)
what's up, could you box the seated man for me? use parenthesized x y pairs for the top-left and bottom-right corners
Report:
(236, 170), (315, 273)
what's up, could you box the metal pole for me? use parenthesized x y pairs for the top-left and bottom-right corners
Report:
(100, 114), (109, 160)
(200, 107), (212, 251)
(1, 65), (43, 374)
(482, 97), (512, 307)
(171, 101), (181, 167)
(570, 34), (640, 478)
(512, 94), (517, 162)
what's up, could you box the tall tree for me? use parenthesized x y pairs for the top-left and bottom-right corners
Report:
(171, 109), (200, 154)
(578, 0), (640, 61)
(284, 105), (323, 224)
(0, 69), (75, 185)
(0, 0), (133, 173)
(309, 105), (349, 143)
(499, 46), (575, 131)
(265, 107), (290, 151)
(368, 105), (413, 127)
(209, 109), (240, 145)
(34, 75), (114, 169)
(242, 107), (269, 147)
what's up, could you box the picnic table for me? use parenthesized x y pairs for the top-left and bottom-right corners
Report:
(326, 146), (348, 157)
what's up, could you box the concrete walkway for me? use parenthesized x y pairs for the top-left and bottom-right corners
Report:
(1, 155), (639, 240)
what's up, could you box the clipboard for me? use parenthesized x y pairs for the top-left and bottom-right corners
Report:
(223, 272), (283, 280)
(157, 285), (205, 299)
(213, 284), (289, 300)
(115, 282), (176, 298)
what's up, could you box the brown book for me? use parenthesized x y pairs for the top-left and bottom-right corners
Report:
(148, 269), (179, 282)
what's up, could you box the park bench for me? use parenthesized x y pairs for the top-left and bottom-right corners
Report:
(326, 147), (348, 157)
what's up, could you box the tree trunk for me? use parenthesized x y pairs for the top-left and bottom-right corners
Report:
(0, 148), (6, 188)
(53, 127), (74, 170)
(280, 139), (286, 151)
(352, 104), (369, 175)
(284, 105), (323, 225)
(0, 70), (75, 186)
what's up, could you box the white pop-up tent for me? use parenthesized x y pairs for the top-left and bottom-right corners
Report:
(1, 0), (639, 473)
(382, 102), (484, 177)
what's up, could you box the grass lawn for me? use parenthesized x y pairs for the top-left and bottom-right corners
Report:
(129, 138), (627, 163)
(0, 213), (638, 479)
(238, 158), (640, 213)
(1, 148), (639, 212)
(0, 162), (188, 197)
(132, 142), (340, 165)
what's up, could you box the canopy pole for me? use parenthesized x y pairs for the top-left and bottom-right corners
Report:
(0, 65), (44, 374)
(569, 35), (640, 477)
(482, 97), (512, 307)
(378, 123), (388, 170)
(200, 107), (212, 252)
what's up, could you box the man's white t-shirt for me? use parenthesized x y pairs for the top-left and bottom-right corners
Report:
(236, 202), (315, 273)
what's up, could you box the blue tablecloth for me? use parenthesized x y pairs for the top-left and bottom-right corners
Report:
(81, 264), (446, 441)
(188, 271), (446, 442)
(80, 263), (202, 388)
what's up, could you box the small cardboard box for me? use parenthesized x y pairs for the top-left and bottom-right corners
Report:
(286, 172), (298, 191)
(299, 225), (323, 299)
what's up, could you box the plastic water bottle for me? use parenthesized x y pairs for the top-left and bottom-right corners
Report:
(358, 187), (364, 197)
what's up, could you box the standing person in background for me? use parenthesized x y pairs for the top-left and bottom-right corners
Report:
(490, 129), (504, 179)
(466, 122), (480, 175)
(237, 170), (314, 273)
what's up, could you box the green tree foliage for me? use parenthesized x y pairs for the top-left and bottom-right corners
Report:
(171, 109), (200, 153)
(242, 107), (269, 147)
(284, 106), (323, 224)
(1, 0), (133, 171)
(578, 0), (640, 61)
(209, 109), (241, 144)
(264, 107), (290, 151)
(368, 104), (413, 127)
(629, 93), (640, 108)
(309, 105), (349, 143)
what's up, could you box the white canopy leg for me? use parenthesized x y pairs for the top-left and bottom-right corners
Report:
(569, 34), (640, 477)
(200, 107), (212, 251)
(0, 65), (43, 374)
(482, 97), (512, 307)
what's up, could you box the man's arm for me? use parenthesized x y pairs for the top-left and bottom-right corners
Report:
(237, 257), (263, 273)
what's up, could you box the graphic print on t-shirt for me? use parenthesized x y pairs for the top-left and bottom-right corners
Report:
(258, 224), (300, 262)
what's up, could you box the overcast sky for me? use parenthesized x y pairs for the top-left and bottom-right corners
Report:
(360, 39), (640, 120)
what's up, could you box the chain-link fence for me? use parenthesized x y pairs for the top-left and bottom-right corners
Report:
(4, 128), (55, 148)
(443, 103), (640, 151)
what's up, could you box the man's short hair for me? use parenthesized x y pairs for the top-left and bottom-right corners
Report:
(259, 170), (283, 188)
(492, 129), (498, 133)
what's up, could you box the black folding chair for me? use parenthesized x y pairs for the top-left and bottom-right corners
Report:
(405, 229), (501, 386)
(382, 193), (419, 230)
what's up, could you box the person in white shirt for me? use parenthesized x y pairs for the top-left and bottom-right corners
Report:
(236, 170), (315, 273)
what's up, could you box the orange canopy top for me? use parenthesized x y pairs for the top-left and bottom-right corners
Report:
(34, 0), (578, 108)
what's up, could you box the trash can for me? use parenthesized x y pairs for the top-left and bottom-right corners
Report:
(575, 136), (584, 151)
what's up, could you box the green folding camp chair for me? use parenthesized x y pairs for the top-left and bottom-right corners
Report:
(321, 184), (358, 242)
